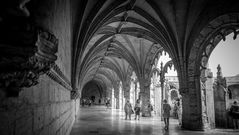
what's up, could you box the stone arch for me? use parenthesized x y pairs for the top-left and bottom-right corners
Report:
(189, 13), (239, 82)
(188, 13), (239, 129)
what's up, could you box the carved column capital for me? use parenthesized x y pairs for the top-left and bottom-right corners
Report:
(0, 20), (58, 97)
(71, 90), (80, 100)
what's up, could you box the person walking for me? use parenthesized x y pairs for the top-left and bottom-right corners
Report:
(147, 100), (153, 117)
(134, 99), (141, 120)
(230, 101), (239, 129)
(106, 99), (110, 109)
(162, 99), (171, 130)
(124, 100), (133, 120)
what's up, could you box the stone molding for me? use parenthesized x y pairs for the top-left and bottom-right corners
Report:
(70, 90), (80, 100)
(47, 64), (72, 91)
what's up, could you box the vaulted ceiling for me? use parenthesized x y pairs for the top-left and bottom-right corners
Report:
(71, 0), (239, 94)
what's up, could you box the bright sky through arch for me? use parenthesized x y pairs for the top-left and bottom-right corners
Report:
(208, 33), (239, 77)
(157, 52), (177, 76)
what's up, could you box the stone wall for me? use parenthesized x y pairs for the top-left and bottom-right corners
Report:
(31, 0), (72, 80)
(0, 0), (79, 134)
(0, 75), (79, 135)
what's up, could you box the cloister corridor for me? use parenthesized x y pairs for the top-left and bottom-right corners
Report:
(1, 0), (239, 134)
(70, 106), (238, 135)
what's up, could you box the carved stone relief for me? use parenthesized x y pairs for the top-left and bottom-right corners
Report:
(0, 5), (58, 97)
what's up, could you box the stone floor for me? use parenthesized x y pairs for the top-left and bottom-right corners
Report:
(70, 106), (239, 135)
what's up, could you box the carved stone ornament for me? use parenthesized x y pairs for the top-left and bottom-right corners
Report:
(71, 91), (80, 100)
(0, 10), (58, 97)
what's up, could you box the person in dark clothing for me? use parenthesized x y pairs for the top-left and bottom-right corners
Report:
(230, 101), (239, 129)
(134, 99), (141, 120)
(99, 99), (101, 104)
(163, 99), (171, 130)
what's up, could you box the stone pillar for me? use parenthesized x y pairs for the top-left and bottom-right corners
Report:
(106, 87), (112, 99)
(134, 81), (138, 103)
(123, 81), (130, 101)
(200, 68), (215, 129)
(155, 85), (161, 116)
(205, 70), (215, 128)
(139, 79), (151, 117)
(114, 84), (120, 109)
(180, 80), (203, 130)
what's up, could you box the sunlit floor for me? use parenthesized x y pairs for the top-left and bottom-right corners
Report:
(70, 106), (238, 135)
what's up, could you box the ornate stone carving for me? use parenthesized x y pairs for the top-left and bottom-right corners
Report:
(215, 64), (227, 87)
(47, 64), (72, 91)
(71, 90), (80, 100)
(0, 13), (58, 97)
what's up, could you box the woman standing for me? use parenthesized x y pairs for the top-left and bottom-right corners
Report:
(163, 99), (171, 130)
(134, 99), (141, 120)
(124, 100), (133, 120)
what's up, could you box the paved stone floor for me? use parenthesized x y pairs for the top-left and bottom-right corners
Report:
(70, 106), (239, 135)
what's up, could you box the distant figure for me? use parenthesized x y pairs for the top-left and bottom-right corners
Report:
(177, 98), (182, 126)
(99, 99), (101, 104)
(124, 100), (133, 120)
(88, 99), (92, 107)
(163, 99), (171, 130)
(106, 99), (110, 109)
(82, 98), (86, 107)
(230, 101), (239, 129)
(134, 99), (141, 120)
(147, 100), (153, 117)
(173, 102), (178, 118)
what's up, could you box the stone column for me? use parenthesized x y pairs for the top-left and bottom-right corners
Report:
(114, 84), (120, 109)
(134, 81), (138, 103)
(106, 87), (112, 99)
(180, 79), (203, 130)
(123, 81), (130, 101)
(139, 78), (151, 117)
(200, 68), (216, 129)
(204, 69), (215, 128)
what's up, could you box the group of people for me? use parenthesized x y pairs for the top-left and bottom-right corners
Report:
(124, 99), (141, 120)
(81, 98), (92, 107)
(124, 99), (172, 130)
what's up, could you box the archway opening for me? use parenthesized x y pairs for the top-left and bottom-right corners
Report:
(188, 13), (239, 130)
(81, 80), (104, 106)
(204, 33), (239, 128)
(150, 51), (181, 123)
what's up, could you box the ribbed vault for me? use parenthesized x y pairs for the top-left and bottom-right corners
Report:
(72, 0), (239, 91)
(71, 0), (239, 129)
